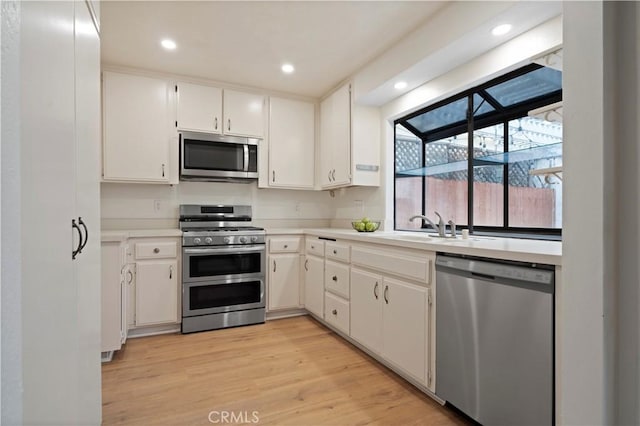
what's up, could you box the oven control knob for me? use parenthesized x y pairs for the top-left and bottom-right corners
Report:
(239, 236), (247, 243)
(204, 237), (213, 245)
(193, 237), (202, 245)
(223, 237), (231, 244)
(251, 236), (258, 243)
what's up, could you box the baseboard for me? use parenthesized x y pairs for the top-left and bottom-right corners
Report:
(266, 308), (308, 320)
(127, 323), (181, 338)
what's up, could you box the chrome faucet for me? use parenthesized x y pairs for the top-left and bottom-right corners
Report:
(409, 212), (446, 237)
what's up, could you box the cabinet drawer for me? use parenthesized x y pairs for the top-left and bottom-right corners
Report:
(305, 239), (325, 257)
(325, 242), (350, 263)
(134, 242), (177, 260)
(325, 260), (350, 299)
(324, 292), (350, 335)
(270, 237), (301, 253)
(351, 245), (432, 284)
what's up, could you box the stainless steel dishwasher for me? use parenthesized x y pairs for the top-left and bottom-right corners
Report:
(435, 254), (554, 426)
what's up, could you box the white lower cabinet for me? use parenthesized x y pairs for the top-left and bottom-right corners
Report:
(127, 237), (181, 328)
(324, 291), (350, 335)
(101, 240), (128, 353)
(350, 267), (429, 385)
(268, 254), (301, 310)
(267, 235), (303, 311)
(304, 254), (324, 318)
(135, 260), (179, 326)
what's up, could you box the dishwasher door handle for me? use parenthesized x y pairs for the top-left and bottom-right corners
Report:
(471, 271), (496, 280)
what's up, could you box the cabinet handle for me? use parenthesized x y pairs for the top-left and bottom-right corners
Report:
(228, 118), (231, 131)
(332, 275), (337, 282)
(78, 216), (89, 252)
(332, 309), (337, 315)
(304, 259), (309, 271)
(311, 245), (315, 249)
(153, 247), (160, 254)
(328, 170), (332, 182)
(384, 285), (389, 304)
(169, 265), (173, 279)
(333, 249), (337, 255)
(127, 269), (133, 284)
(273, 260), (276, 272)
(214, 116), (218, 130)
(332, 169), (336, 181)
(272, 170), (275, 182)
(71, 219), (83, 260)
(374, 282), (379, 299)
(162, 163), (165, 178)
(284, 244), (288, 249)
(428, 259), (433, 285)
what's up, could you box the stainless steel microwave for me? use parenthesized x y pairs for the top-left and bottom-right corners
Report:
(179, 131), (259, 182)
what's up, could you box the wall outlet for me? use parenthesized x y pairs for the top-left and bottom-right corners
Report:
(153, 199), (161, 212)
(354, 200), (364, 214)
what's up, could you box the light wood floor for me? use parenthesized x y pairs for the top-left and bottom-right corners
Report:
(102, 316), (470, 425)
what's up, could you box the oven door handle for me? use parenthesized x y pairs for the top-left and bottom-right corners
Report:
(184, 246), (265, 255)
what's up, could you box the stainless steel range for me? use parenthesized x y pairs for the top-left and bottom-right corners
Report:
(180, 204), (266, 333)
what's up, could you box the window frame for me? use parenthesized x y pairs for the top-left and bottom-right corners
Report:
(394, 64), (563, 238)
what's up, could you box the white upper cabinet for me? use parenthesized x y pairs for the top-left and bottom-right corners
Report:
(224, 89), (265, 138)
(176, 82), (222, 133)
(102, 71), (172, 183)
(176, 84), (265, 138)
(319, 82), (380, 189)
(268, 97), (315, 189)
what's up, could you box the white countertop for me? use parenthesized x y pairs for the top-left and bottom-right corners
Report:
(301, 228), (562, 266)
(102, 227), (561, 265)
(101, 229), (182, 242)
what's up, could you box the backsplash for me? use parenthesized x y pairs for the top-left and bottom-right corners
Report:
(101, 181), (337, 229)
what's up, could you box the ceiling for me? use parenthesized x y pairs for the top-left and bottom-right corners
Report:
(101, 1), (447, 99)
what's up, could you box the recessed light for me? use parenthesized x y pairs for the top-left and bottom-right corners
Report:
(161, 39), (177, 50)
(281, 63), (295, 74)
(394, 81), (408, 90)
(491, 24), (512, 36)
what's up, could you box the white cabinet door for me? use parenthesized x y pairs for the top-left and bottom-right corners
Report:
(135, 260), (179, 326)
(304, 255), (324, 318)
(269, 97), (315, 189)
(268, 254), (300, 310)
(224, 89), (265, 138)
(350, 268), (383, 354)
(330, 83), (352, 186)
(100, 242), (124, 353)
(103, 71), (171, 182)
(320, 96), (333, 187)
(320, 83), (351, 188)
(382, 277), (427, 383)
(176, 82), (222, 133)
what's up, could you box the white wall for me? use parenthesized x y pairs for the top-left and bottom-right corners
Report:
(101, 181), (334, 229)
(0, 1), (22, 424)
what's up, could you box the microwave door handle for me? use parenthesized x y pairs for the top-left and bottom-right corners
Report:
(243, 144), (249, 172)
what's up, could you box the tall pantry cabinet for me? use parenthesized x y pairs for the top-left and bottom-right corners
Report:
(16, 1), (102, 424)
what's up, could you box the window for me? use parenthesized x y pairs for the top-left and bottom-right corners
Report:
(394, 64), (562, 237)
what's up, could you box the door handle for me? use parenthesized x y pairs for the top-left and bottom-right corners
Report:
(304, 259), (308, 271)
(384, 285), (389, 304)
(71, 219), (83, 260)
(169, 265), (173, 279)
(374, 282), (379, 299)
(78, 217), (88, 252)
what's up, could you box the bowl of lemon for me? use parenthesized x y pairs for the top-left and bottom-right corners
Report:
(351, 217), (380, 232)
